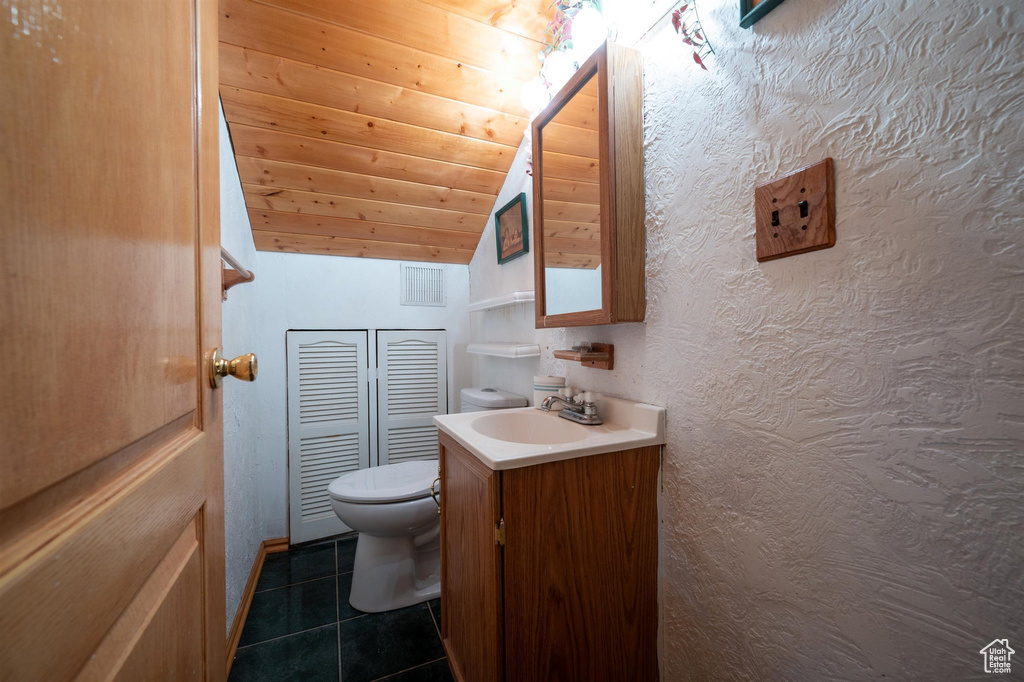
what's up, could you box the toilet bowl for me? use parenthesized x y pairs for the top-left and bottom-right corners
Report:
(329, 460), (441, 613)
(332, 389), (527, 613)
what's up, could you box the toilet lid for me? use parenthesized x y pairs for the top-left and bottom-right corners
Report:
(328, 460), (438, 504)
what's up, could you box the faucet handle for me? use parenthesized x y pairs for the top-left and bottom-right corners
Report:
(580, 391), (602, 404)
(559, 386), (576, 399)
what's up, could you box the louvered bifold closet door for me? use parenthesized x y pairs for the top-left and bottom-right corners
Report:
(377, 331), (448, 466)
(287, 331), (369, 543)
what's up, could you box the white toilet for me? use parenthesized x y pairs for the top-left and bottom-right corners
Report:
(329, 388), (526, 613)
(460, 387), (528, 412)
(329, 461), (441, 613)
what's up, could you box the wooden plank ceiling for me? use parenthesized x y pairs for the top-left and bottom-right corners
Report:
(218, 0), (560, 264)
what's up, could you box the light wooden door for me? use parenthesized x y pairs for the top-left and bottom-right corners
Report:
(0, 1), (225, 680)
(287, 331), (370, 543)
(438, 432), (504, 682)
(377, 330), (447, 465)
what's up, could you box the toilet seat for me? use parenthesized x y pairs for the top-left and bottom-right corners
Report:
(328, 460), (437, 504)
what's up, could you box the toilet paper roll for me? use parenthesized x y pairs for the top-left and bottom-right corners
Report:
(533, 375), (566, 408)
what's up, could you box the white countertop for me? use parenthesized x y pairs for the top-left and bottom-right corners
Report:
(433, 396), (666, 471)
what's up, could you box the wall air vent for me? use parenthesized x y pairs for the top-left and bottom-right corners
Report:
(400, 263), (446, 307)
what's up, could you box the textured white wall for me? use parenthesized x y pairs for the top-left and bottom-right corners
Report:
(469, 0), (1024, 677)
(219, 104), (263, 634)
(253, 252), (471, 538)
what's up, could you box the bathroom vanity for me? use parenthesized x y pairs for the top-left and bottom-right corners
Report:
(434, 399), (665, 681)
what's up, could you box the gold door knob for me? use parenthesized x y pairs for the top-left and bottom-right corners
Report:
(208, 348), (258, 388)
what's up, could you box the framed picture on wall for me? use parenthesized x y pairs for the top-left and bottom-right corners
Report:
(739, 0), (787, 27)
(495, 192), (530, 264)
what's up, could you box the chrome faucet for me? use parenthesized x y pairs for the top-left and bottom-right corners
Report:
(540, 390), (603, 426)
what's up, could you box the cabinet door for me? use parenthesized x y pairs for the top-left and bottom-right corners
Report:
(286, 331), (370, 543)
(377, 330), (447, 465)
(502, 447), (660, 682)
(439, 433), (504, 682)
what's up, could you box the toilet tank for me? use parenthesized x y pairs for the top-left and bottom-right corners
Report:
(460, 388), (528, 413)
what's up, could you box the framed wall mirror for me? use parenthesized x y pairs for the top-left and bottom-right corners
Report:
(531, 41), (645, 329)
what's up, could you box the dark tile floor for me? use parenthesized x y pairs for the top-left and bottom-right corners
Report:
(229, 535), (451, 682)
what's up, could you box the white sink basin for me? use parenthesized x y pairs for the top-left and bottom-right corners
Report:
(434, 396), (666, 470)
(471, 411), (589, 445)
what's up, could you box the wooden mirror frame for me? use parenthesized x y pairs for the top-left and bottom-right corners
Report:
(532, 42), (615, 328)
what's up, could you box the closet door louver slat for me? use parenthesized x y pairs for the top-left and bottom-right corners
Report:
(287, 331), (369, 543)
(377, 331), (447, 466)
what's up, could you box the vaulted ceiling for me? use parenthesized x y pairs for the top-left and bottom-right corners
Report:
(218, 0), (553, 264)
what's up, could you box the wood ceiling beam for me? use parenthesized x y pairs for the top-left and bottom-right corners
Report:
(544, 237), (602, 256)
(220, 0), (529, 117)
(217, 0), (562, 262)
(220, 45), (527, 147)
(543, 199), (600, 224)
(537, 69), (600, 132)
(236, 157), (495, 215)
(543, 221), (600, 240)
(542, 123), (600, 158)
(222, 86), (515, 172)
(242, 184), (487, 232)
(541, 252), (600, 269)
(229, 125), (506, 195)
(539, 150), (600, 183)
(222, 46), (592, 158)
(251, 0), (543, 82)
(415, 0), (551, 45)
(248, 209), (483, 250)
(254, 230), (475, 264)
(545, 91), (601, 132)
(539, 178), (600, 205)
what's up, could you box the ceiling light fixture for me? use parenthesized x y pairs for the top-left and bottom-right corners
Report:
(520, 1), (610, 120)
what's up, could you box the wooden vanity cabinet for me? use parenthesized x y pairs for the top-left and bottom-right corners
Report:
(438, 431), (660, 682)
(438, 431), (505, 682)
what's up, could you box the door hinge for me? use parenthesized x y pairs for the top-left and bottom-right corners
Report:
(494, 518), (505, 546)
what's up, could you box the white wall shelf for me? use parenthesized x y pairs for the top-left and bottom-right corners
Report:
(467, 343), (541, 359)
(467, 290), (535, 313)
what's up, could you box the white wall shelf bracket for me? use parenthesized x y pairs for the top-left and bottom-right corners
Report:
(467, 343), (542, 359)
(467, 290), (535, 313)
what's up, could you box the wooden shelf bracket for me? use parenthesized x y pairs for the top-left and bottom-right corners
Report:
(221, 246), (255, 300)
(552, 343), (614, 370)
